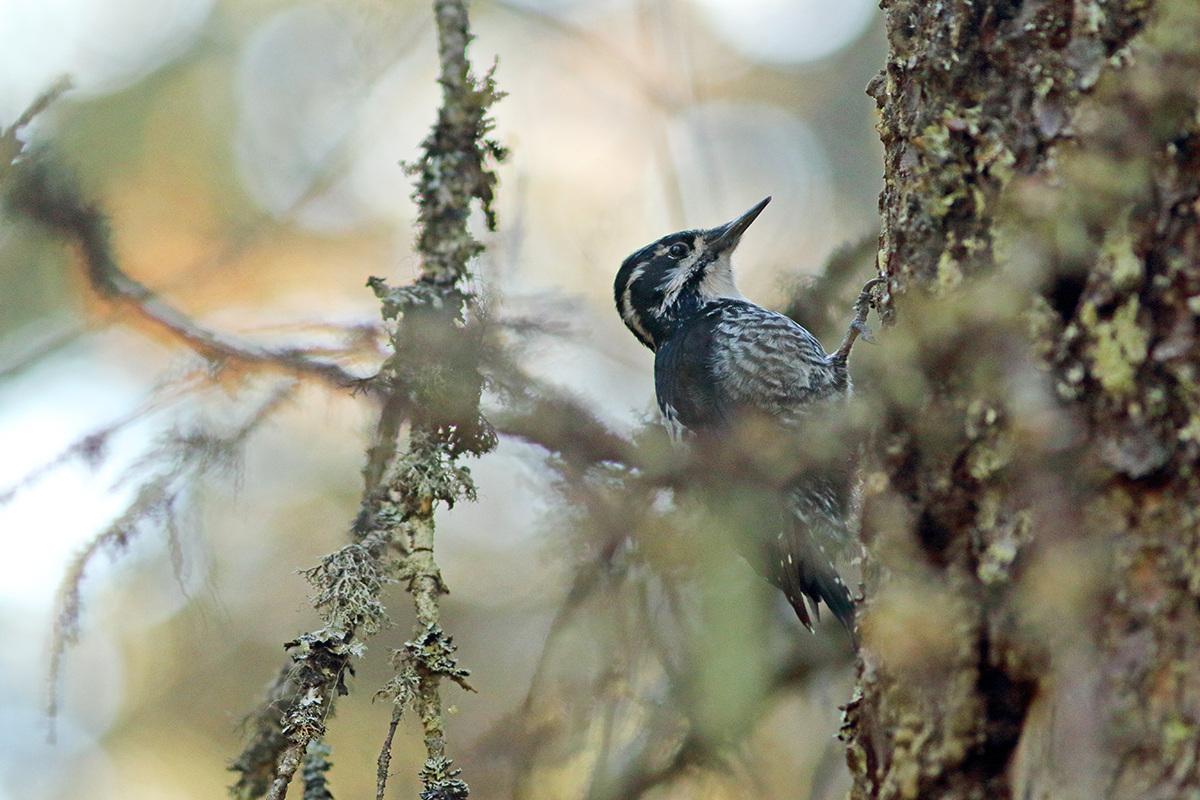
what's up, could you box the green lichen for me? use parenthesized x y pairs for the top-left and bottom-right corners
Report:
(1084, 296), (1149, 396)
(978, 136), (1016, 184)
(937, 249), (965, 289)
(967, 441), (1012, 481)
(977, 511), (1030, 586)
(1177, 416), (1200, 442)
(1099, 221), (1144, 290)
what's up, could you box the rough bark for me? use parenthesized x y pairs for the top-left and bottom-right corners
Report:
(845, 0), (1200, 798)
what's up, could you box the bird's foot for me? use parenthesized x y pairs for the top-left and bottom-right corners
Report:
(833, 277), (885, 360)
(850, 317), (876, 345)
(853, 277), (885, 319)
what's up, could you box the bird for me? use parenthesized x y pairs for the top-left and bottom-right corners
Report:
(613, 196), (880, 638)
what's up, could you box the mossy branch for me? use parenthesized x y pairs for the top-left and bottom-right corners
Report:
(232, 1), (504, 798)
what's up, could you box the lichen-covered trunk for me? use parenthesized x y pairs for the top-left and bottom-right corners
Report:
(845, 0), (1200, 798)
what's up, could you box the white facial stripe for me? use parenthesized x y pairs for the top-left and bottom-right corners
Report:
(620, 264), (655, 346)
(620, 264), (645, 320)
(656, 236), (707, 314)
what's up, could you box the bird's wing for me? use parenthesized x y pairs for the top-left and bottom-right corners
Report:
(654, 312), (730, 432)
(706, 303), (858, 633)
(708, 303), (846, 421)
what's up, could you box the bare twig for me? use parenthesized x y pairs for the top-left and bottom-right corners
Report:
(375, 706), (403, 800)
(0, 369), (213, 506)
(485, 358), (636, 471)
(1, 77), (72, 169)
(6, 160), (369, 391)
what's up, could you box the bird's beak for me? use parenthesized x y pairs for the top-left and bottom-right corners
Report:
(710, 197), (771, 253)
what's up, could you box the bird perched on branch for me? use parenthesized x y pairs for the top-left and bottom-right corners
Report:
(614, 197), (880, 638)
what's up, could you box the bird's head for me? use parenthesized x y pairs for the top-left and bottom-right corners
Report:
(614, 197), (770, 350)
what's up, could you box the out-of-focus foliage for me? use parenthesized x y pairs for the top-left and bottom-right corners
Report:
(0, 1), (885, 799)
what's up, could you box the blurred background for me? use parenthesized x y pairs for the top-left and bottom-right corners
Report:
(0, 0), (885, 798)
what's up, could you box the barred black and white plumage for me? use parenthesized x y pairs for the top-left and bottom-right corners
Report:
(614, 197), (878, 638)
(655, 300), (849, 430)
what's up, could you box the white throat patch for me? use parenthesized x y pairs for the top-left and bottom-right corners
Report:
(697, 249), (743, 302)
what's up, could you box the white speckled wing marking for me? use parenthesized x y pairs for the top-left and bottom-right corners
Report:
(660, 401), (685, 443)
(709, 303), (846, 421)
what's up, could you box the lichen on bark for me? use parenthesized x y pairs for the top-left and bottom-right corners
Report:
(870, 0), (1150, 298)
(844, 0), (1200, 798)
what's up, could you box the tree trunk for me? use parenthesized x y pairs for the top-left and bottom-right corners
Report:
(844, 0), (1200, 797)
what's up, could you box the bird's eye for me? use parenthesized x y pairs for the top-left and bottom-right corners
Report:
(668, 243), (689, 259)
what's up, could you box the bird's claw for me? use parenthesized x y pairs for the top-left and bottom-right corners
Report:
(833, 276), (885, 360)
(853, 277), (886, 317)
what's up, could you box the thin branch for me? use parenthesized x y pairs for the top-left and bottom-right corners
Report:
(375, 706), (403, 800)
(0, 368), (211, 506)
(233, 0), (505, 796)
(1, 76), (72, 168)
(7, 159), (369, 391)
(260, 637), (353, 800)
(300, 740), (334, 800)
(486, 359), (636, 471)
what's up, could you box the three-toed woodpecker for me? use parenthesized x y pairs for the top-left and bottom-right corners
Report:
(614, 196), (879, 637)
